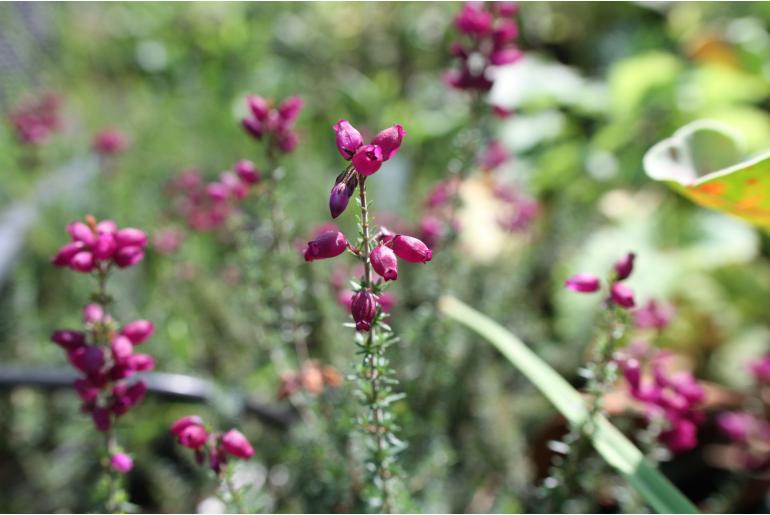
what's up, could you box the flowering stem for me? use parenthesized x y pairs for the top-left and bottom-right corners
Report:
(356, 176), (394, 514)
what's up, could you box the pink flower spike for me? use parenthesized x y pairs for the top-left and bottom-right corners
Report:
(351, 145), (384, 176)
(370, 245), (398, 281)
(371, 124), (405, 161)
(333, 119), (363, 160)
(390, 235), (433, 263)
(171, 415), (204, 436)
(111, 453), (134, 473)
(222, 429), (255, 459)
(610, 282), (635, 308)
(121, 320), (155, 345)
(614, 252), (635, 281)
(564, 274), (600, 293)
(303, 231), (348, 261)
(351, 290), (377, 332)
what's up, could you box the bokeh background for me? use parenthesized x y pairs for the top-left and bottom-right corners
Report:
(2, 2), (770, 513)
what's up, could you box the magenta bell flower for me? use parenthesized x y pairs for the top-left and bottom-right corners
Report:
(390, 235), (432, 263)
(333, 119), (363, 160)
(371, 244), (398, 281)
(304, 231), (349, 261)
(51, 330), (86, 351)
(610, 282), (635, 308)
(455, 2), (493, 35)
(83, 304), (104, 324)
(371, 124), (405, 161)
(614, 252), (635, 280)
(247, 95), (270, 120)
(70, 251), (95, 272)
(114, 245), (144, 268)
(111, 336), (134, 363)
(241, 117), (263, 139)
(351, 144), (384, 176)
(235, 159), (261, 185)
(111, 453), (134, 473)
(171, 415), (204, 436)
(564, 273), (600, 293)
(178, 424), (209, 449)
(121, 320), (155, 345)
(222, 429), (255, 459)
(351, 290), (377, 332)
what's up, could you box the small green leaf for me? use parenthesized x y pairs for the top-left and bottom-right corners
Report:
(439, 295), (700, 514)
(644, 119), (770, 230)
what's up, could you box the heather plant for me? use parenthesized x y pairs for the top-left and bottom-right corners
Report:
(50, 215), (154, 512)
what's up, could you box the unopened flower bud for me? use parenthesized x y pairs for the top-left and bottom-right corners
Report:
(278, 96), (303, 124)
(303, 231), (348, 261)
(51, 330), (86, 351)
(70, 251), (95, 273)
(246, 95), (270, 120)
(351, 290), (377, 332)
(235, 159), (261, 185)
(111, 453), (133, 473)
(333, 119), (363, 160)
(610, 282), (635, 308)
(171, 415), (204, 436)
(115, 228), (148, 248)
(614, 252), (635, 281)
(83, 303), (104, 324)
(390, 235), (432, 263)
(371, 124), (405, 161)
(121, 320), (155, 345)
(113, 246), (144, 268)
(222, 429), (254, 459)
(370, 245), (398, 281)
(52, 241), (85, 267)
(277, 130), (299, 153)
(68, 221), (96, 245)
(111, 335), (134, 363)
(241, 116), (263, 139)
(178, 424), (208, 449)
(564, 274), (600, 293)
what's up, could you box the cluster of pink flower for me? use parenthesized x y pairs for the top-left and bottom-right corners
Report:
(444, 1), (523, 92)
(617, 349), (705, 453)
(278, 360), (343, 400)
(564, 252), (636, 309)
(170, 416), (254, 474)
(166, 161), (261, 232)
(303, 120), (431, 332)
(241, 95), (303, 154)
(8, 93), (62, 145)
(715, 353), (770, 470)
(52, 216), (149, 273)
(92, 128), (130, 156)
(50, 217), (155, 474)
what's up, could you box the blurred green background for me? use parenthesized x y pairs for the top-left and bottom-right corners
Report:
(2, 2), (770, 513)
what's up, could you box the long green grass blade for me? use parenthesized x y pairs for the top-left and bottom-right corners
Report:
(438, 295), (700, 514)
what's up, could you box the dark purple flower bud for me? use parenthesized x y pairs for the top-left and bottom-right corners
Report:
(171, 415), (204, 436)
(222, 429), (254, 459)
(370, 245), (398, 281)
(68, 221), (97, 245)
(246, 95), (270, 121)
(329, 182), (353, 219)
(371, 124), (406, 161)
(178, 424), (208, 449)
(565, 274), (600, 293)
(51, 330), (86, 351)
(351, 290), (377, 332)
(121, 320), (155, 345)
(333, 119), (364, 160)
(68, 345), (105, 375)
(278, 96), (303, 124)
(52, 241), (85, 267)
(235, 159), (261, 185)
(242, 116), (263, 139)
(113, 245), (144, 268)
(111, 453), (133, 473)
(610, 282), (635, 308)
(92, 407), (111, 432)
(390, 235), (433, 263)
(70, 251), (95, 273)
(351, 144), (384, 176)
(614, 252), (635, 280)
(490, 47), (524, 66)
(303, 231), (348, 261)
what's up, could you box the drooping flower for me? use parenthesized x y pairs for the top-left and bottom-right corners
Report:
(610, 282), (635, 309)
(303, 231), (349, 261)
(390, 235), (433, 263)
(351, 144), (384, 176)
(370, 244), (398, 281)
(333, 119), (363, 160)
(111, 453), (134, 473)
(371, 124), (406, 161)
(614, 252), (636, 281)
(351, 290), (378, 332)
(221, 429), (255, 459)
(564, 273), (600, 293)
